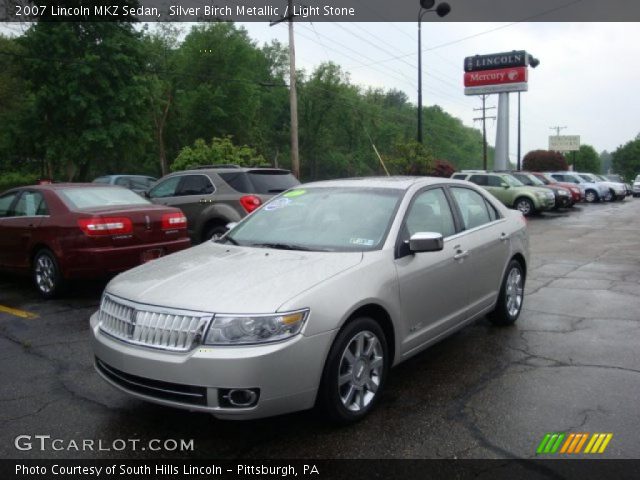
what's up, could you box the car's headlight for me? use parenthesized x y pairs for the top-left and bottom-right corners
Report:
(203, 309), (309, 345)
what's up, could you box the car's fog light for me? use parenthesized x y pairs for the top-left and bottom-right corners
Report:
(219, 388), (260, 408)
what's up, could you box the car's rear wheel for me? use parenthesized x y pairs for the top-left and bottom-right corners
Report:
(318, 317), (388, 424)
(515, 197), (535, 216)
(585, 189), (598, 203)
(488, 259), (525, 326)
(32, 249), (65, 299)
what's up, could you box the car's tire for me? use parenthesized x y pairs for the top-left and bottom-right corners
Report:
(203, 224), (228, 242)
(318, 317), (389, 424)
(585, 189), (598, 203)
(487, 259), (525, 326)
(32, 249), (65, 299)
(514, 197), (535, 217)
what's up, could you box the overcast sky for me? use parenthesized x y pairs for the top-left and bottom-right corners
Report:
(2, 21), (638, 164)
(239, 21), (639, 162)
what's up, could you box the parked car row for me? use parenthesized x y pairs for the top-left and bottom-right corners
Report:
(0, 166), (300, 297)
(451, 170), (632, 216)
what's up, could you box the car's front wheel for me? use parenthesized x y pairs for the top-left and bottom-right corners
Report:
(32, 249), (65, 299)
(488, 259), (525, 326)
(585, 189), (599, 203)
(318, 317), (388, 424)
(515, 197), (535, 216)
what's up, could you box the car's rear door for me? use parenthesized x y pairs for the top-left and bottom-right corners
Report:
(394, 186), (472, 355)
(449, 186), (511, 314)
(0, 190), (48, 269)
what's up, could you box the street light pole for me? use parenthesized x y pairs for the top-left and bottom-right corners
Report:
(417, 1), (451, 143)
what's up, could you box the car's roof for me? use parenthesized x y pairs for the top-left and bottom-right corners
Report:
(300, 176), (464, 190)
(174, 167), (292, 175)
(11, 183), (122, 191)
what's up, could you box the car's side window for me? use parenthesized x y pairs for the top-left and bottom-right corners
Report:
(0, 192), (18, 217)
(469, 175), (488, 186)
(487, 176), (502, 187)
(13, 191), (48, 217)
(451, 174), (467, 180)
(149, 176), (181, 198)
(484, 199), (500, 221)
(404, 188), (456, 238)
(451, 187), (492, 230)
(176, 175), (215, 196)
(115, 177), (130, 187)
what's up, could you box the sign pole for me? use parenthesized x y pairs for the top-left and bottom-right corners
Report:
(494, 92), (509, 170)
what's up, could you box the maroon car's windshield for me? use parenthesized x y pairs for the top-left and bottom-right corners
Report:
(58, 187), (150, 210)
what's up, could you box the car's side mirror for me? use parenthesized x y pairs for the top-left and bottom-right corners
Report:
(501, 183), (510, 189)
(409, 232), (444, 253)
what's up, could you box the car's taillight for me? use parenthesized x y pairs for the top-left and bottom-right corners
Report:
(162, 212), (187, 230)
(240, 195), (261, 213)
(77, 217), (133, 236)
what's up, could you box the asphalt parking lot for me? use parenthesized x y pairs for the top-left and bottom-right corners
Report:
(1, 200), (639, 460)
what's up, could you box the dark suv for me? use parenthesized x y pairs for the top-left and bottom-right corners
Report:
(147, 166), (299, 243)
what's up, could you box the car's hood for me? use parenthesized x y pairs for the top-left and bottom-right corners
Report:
(105, 242), (363, 313)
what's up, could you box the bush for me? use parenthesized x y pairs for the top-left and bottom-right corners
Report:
(428, 159), (456, 178)
(386, 141), (434, 176)
(170, 136), (269, 172)
(0, 172), (39, 193)
(522, 150), (568, 171)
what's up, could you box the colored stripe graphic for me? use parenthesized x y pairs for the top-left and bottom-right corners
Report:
(538, 433), (613, 454)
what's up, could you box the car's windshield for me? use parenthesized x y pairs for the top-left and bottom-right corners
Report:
(536, 175), (551, 185)
(504, 175), (524, 187)
(524, 174), (545, 186)
(59, 187), (151, 209)
(225, 187), (403, 252)
(579, 174), (596, 182)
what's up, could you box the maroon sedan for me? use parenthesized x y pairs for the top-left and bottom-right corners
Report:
(0, 184), (191, 298)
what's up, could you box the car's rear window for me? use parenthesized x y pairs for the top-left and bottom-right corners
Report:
(219, 171), (299, 194)
(58, 187), (151, 209)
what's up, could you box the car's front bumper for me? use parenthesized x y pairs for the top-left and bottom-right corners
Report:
(90, 313), (334, 420)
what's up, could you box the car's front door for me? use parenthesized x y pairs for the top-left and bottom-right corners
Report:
(394, 187), (472, 356)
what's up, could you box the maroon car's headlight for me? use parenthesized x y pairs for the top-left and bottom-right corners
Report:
(78, 217), (133, 236)
(162, 212), (187, 230)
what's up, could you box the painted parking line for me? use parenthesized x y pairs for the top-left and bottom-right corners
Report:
(0, 304), (39, 319)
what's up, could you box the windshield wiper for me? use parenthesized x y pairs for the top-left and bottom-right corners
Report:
(217, 236), (239, 245)
(249, 242), (312, 251)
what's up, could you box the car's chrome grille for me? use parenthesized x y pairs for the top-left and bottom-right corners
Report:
(98, 294), (212, 352)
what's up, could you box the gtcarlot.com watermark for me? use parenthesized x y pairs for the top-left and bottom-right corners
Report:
(14, 435), (195, 452)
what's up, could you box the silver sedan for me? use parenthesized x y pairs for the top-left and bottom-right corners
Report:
(91, 177), (529, 423)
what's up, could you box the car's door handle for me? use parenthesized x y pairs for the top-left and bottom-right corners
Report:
(453, 250), (470, 261)
(500, 232), (510, 241)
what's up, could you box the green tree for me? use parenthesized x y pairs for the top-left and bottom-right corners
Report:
(612, 138), (640, 181)
(566, 144), (600, 173)
(171, 136), (268, 171)
(19, 21), (150, 180)
(386, 140), (434, 175)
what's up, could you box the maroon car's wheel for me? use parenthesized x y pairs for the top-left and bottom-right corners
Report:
(32, 249), (65, 299)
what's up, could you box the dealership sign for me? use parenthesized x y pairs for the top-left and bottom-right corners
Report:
(464, 50), (528, 72)
(549, 135), (580, 152)
(464, 67), (528, 87)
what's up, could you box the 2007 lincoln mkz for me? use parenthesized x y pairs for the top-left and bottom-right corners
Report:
(90, 177), (528, 423)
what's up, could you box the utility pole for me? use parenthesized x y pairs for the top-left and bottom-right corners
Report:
(550, 126), (567, 136)
(473, 95), (496, 171)
(270, 0), (300, 179)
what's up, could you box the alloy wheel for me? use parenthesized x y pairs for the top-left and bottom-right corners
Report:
(338, 331), (383, 412)
(505, 267), (524, 318)
(35, 254), (56, 294)
(516, 199), (532, 216)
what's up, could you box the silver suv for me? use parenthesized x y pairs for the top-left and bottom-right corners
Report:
(147, 166), (299, 242)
